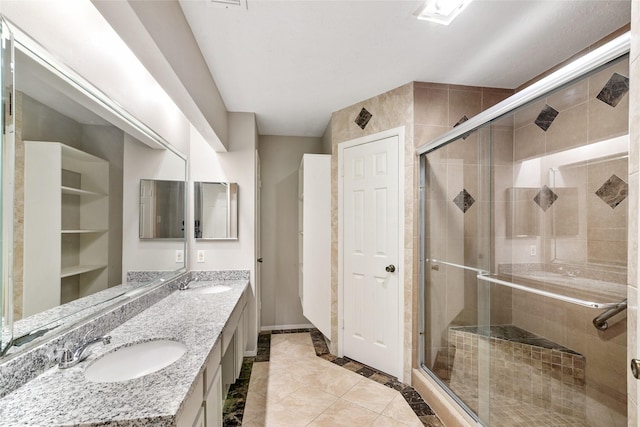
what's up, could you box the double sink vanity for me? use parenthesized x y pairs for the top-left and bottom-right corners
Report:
(0, 272), (250, 427)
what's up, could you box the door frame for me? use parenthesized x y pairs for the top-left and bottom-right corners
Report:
(338, 126), (405, 381)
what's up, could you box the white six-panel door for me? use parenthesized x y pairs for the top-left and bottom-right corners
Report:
(342, 135), (399, 377)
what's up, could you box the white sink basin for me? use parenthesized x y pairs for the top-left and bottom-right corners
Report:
(84, 340), (187, 383)
(189, 285), (232, 294)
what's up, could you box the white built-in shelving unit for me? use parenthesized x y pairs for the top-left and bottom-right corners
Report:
(23, 141), (109, 316)
(298, 154), (330, 337)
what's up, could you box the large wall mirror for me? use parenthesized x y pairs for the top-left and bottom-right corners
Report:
(0, 18), (187, 357)
(194, 182), (238, 240)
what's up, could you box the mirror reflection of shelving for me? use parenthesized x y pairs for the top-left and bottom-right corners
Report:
(24, 141), (109, 316)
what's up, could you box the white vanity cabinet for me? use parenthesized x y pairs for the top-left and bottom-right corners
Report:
(177, 288), (248, 427)
(298, 154), (330, 337)
(222, 292), (248, 394)
(23, 141), (109, 316)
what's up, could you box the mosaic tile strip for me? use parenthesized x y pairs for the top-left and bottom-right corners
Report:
(447, 326), (586, 423)
(534, 104), (559, 131)
(595, 174), (628, 209)
(533, 185), (558, 212)
(453, 189), (475, 213)
(596, 72), (630, 107)
(451, 325), (580, 355)
(355, 107), (373, 130)
(453, 115), (472, 140)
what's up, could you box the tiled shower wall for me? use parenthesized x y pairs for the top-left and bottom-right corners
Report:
(329, 82), (511, 382)
(496, 57), (630, 425)
(628, 0), (639, 423)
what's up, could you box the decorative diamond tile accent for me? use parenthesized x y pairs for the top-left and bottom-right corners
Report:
(453, 189), (475, 213)
(534, 104), (559, 131)
(595, 174), (628, 209)
(355, 107), (373, 129)
(453, 115), (472, 140)
(533, 185), (558, 212)
(596, 73), (630, 107)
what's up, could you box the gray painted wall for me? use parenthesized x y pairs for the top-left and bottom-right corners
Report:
(258, 135), (323, 329)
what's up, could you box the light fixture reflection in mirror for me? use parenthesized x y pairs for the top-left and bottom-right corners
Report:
(194, 182), (238, 240)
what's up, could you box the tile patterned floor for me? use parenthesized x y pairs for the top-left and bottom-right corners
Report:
(223, 329), (443, 426)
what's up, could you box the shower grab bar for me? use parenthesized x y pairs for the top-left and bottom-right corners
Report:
(476, 274), (622, 310)
(428, 259), (488, 275)
(592, 299), (627, 331)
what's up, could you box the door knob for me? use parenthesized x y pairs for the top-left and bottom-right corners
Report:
(385, 265), (396, 273)
(632, 359), (640, 379)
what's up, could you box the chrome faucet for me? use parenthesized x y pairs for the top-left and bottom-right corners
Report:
(58, 335), (111, 369)
(179, 278), (196, 291)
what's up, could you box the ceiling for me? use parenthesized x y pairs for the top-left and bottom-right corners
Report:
(178, 0), (630, 138)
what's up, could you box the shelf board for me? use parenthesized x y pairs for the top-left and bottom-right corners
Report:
(61, 264), (107, 278)
(61, 186), (106, 198)
(61, 229), (107, 234)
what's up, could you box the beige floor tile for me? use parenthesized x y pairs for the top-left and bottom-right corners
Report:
(381, 394), (423, 427)
(242, 389), (268, 421)
(307, 399), (378, 427)
(371, 414), (411, 426)
(270, 385), (339, 420)
(342, 378), (399, 413)
(271, 332), (315, 348)
(243, 332), (434, 427)
(244, 403), (317, 427)
(308, 362), (363, 397)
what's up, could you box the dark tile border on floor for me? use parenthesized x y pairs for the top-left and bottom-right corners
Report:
(223, 357), (254, 426)
(224, 329), (443, 427)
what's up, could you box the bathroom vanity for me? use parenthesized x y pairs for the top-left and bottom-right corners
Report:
(0, 275), (250, 427)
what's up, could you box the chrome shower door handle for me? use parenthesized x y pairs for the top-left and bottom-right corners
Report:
(632, 359), (640, 379)
(385, 265), (396, 273)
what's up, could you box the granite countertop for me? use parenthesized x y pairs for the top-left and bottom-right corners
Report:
(0, 279), (249, 426)
(12, 281), (146, 343)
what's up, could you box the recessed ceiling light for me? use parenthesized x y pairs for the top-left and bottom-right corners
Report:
(415, 0), (473, 25)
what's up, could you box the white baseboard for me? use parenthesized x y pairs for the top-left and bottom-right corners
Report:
(260, 323), (315, 331)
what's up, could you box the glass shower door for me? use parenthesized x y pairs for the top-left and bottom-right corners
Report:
(421, 121), (494, 424)
(421, 54), (630, 426)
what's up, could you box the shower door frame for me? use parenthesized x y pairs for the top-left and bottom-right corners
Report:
(417, 32), (631, 425)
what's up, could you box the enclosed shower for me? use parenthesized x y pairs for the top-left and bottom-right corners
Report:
(419, 35), (630, 426)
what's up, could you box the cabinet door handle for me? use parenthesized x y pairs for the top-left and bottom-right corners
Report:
(385, 265), (396, 273)
(257, 258), (263, 263)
